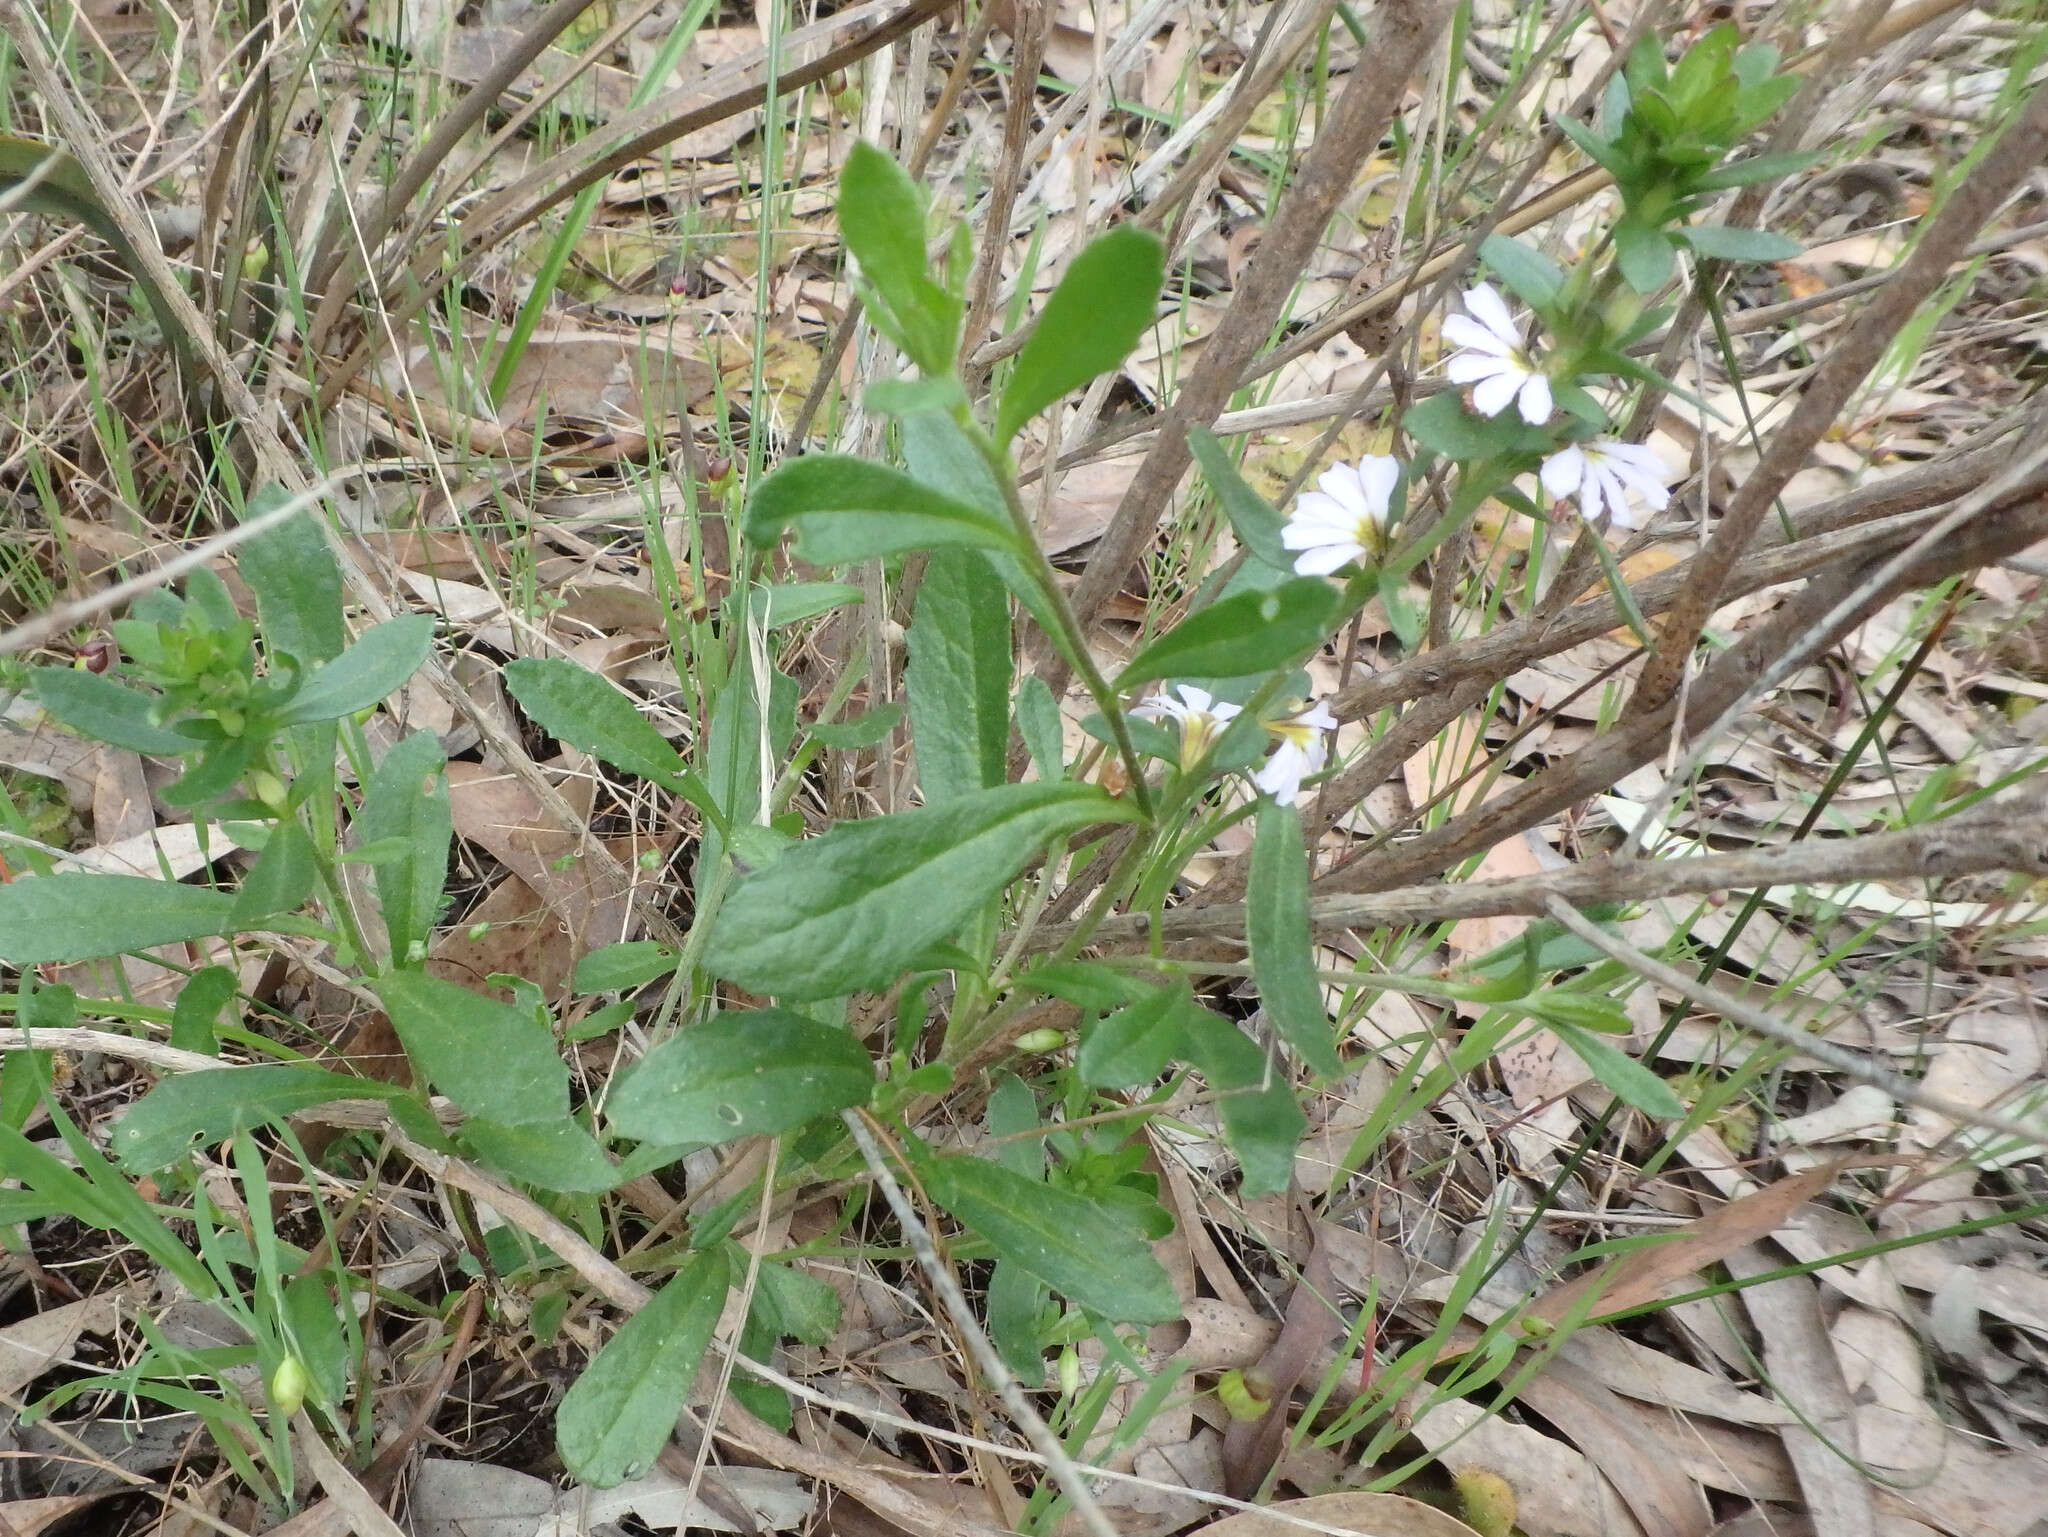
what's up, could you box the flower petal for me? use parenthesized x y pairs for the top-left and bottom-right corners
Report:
(1292, 541), (1362, 576)
(1442, 314), (1514, 357)
(1516, 372), (1553, 426)
(1356, 454), (1400, 514)
(1447, 352), (1511, 386)
(1471, 369), (1521, 418)
(1540, 446), (1585, 499)
(1252, 743), (1305, 802)
(1462, 282), (1520, 347)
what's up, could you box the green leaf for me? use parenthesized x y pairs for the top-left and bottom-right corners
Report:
(752, 1260), (842, 1345)
(807, 701), (905, 749)
(1693, 149), (1820, 192)
(1551, 1023), (1685, 1119)
(744, 455), (1019, 565)
(1015, 674), (1063, 780)
(0, 875), (235, 964)
(460, 1116), (621, 1192)
(169, 965), (236, 1056)
(1613, 220), (1677, 294)
(230, 815), (318, 924)
(754, 581), (866, 628)
(238, 484), (344, 665)
(1479, 233), (1567, 313)
(1077, 982), (1188, 1088)
(372, 971), (568, 1125)
(283, 1271), (347, 1409)
(1525, 990), (1634, 1034)
(704, 784), (1134, 1001)
(502, 657), (686, 784)
(1552, 111), (1629, 180)
(996, 224), (1164, 445)
(1187, 425), (1290, 574)
(838, 142), (961, 375)
(919, 1153), (1179, 1324)
(865, 375), (967, 417)
(574, 941), (680, 993)
(1676, 223), (1802, 262)
(356, 731), (452, 962)
(695, 660), (795, 899)
(1248, 801), (1342, 1078)
(1179, 1006), (1303, 1198)
(1015, 960), (1137, 1012)
(899, 412), (1067, 642)
(1117, 580), (1339, 689)
(31, 668), (189, 755)
(0, 1116), (216, 1298)
(987, 1259), (1050, 1376)
(908, 548), (1013, 803)
(557, 1248), (731, 1487)
(1404, 391), (1552, 460)
(606, 1009), (874, 1146)
(277, 614), (434, 725)
(113, 1064), (407, 1173)
(985, 1072), (1043, 1179)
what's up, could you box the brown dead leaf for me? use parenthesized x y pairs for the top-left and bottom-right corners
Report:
(1515, 1358), (1713, 1537)
(0, 1293), (124, 1400)
(1221, 1237), (1338, 1500)
(1409, 1396), (1646, 1537)
(1195, 1492), (1481, 1537)
(1526, 1162), (1851, 1332)
(0, 1495), (123, 1537)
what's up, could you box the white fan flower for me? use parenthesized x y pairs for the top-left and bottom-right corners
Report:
(1251, 700), (1338, 802)
(1281, 455), (1401, 576)
(1442, 282), (1553, 425)
(1539, 437), (1671, 530)
(1133, 684), (1242, 768)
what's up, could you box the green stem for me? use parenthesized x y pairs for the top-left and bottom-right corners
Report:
(963, 423), (1156, 821)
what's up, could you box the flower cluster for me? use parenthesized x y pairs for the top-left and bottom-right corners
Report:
(1277, 284), (1672, 578)
(1138, 687), (1336, 804)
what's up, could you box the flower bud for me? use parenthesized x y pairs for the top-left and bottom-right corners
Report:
(1216, 1368), (1273, 1421)
(270, 1355), (308, 1416)
(1013, 1028), (1066, 1055)
(1056, 1345), (1082, 1396)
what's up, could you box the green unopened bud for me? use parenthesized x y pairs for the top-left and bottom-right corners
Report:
(241, 241), (270, 280)
(1013, 1027), (1066, 1055)
(250, 770), (288, 811)
(270, 1355), (308, 1416)
(1056, 1344), (1083, 1396)
(1454, 1469), (1517, 1537)
(1216, 1367), (1273, 1422)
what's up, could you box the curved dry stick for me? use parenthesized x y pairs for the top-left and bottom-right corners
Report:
(1625, 78), (2048, 716)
